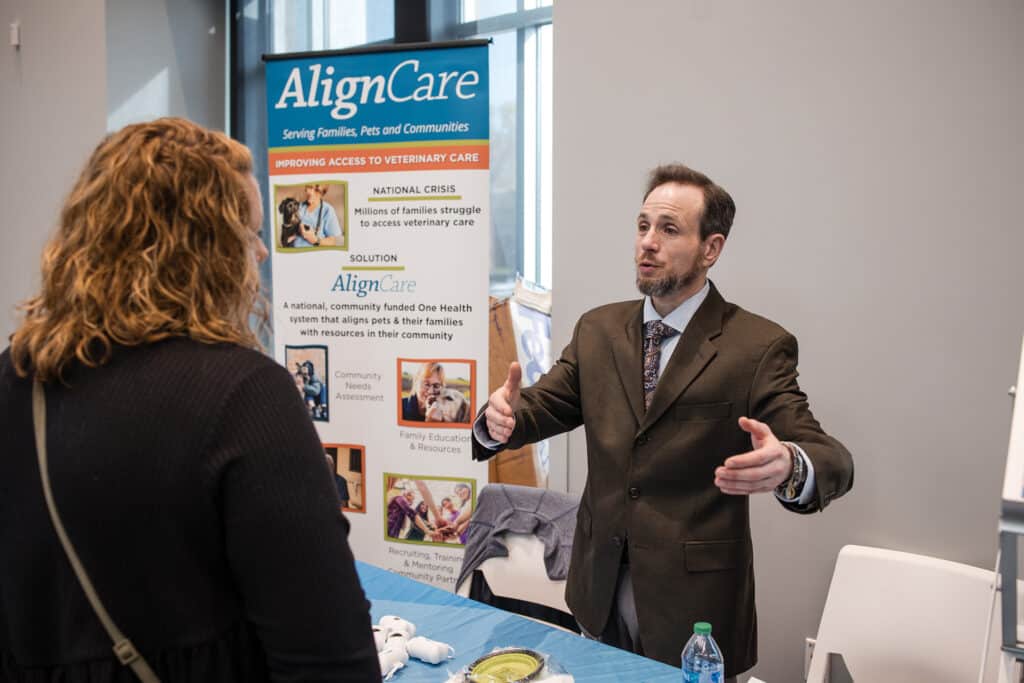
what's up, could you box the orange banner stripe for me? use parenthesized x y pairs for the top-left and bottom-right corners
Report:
(268, 144), (490, 174)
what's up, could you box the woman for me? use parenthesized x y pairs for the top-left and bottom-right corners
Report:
(438, 496), (461, 541)
(404, 501), (437, 543)
(0, 118), (379, 681)
(440, 497), (459, 526)
(401, 362), (445, 421)
(295, 183), (343, 247)
(451, 482), (474, 544)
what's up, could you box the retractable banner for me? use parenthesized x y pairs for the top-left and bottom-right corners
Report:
(265, 42), (490, 589)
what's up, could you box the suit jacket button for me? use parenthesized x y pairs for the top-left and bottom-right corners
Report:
(629, 487), (640, 499)
(636, 434), (648, 445)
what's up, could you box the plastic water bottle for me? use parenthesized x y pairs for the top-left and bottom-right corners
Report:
(681, 621), (724, 683)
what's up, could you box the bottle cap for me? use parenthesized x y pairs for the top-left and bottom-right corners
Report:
(694, 622), (712, 635)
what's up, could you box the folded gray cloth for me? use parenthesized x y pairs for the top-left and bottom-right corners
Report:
(455, 484), (579, 592)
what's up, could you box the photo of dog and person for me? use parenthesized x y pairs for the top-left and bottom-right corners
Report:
(285, 345), (329, 422)
(396, 359), (475, 428)
(384, 474), (475, 546)
(324, 444), (365, 513)
(273, 181), (348, 250)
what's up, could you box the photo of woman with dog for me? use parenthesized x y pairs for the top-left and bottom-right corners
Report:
(0, 117), (378, 681)
(274, 181), (347, 250)
(397, 359), (475, 427)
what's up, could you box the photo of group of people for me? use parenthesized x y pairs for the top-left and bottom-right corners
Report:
(324, 444), (365, 513)
(274, 180), (348, 251)
(397, 359), (475, 427)
(384, 474), (475, 546)
(285, 345), (328, 421)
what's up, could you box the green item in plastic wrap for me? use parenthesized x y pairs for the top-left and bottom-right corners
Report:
(468, 648), (545, 682)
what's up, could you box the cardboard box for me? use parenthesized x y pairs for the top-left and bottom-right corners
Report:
(487, 285), (553, 488)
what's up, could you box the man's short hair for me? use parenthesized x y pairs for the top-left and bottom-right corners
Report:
(643, 163), (736, 241)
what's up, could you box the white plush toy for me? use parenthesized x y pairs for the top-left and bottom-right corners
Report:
(375, 615), (454, 681)
(377, 643), (409, 681)
(407, 636), (455, 664)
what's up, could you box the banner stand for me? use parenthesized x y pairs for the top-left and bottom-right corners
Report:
(264, 40), (490, 589)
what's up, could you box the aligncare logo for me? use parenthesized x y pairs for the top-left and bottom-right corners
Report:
(331, 272), (417, 298)
(274, 59), (482, 121)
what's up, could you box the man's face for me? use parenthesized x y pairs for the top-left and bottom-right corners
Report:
(635, 182), (708, 302)
(417, 371), (444, 405)
(403, 491), (415, 503)
(456, 485), (470, 502)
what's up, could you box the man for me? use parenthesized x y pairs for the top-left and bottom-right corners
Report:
(473, 163), (854, 677)
(298, 360), (324, 418)
(401, 362), (445, 421)
(325, 452), (350, 508)
(386, 489), (417, 539)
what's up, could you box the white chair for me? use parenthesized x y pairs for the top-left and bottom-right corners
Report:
(456, 531), (570, 615)
(808, 544), (999, 683)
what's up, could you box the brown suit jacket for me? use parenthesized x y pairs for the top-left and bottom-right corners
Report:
(472, 283), (854, 673)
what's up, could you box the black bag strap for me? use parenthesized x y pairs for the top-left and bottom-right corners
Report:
(32, 380), (161, 683)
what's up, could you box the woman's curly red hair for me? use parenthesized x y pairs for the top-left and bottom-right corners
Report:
(10, 117), (268, 381)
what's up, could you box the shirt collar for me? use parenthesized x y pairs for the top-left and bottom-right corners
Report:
(642, 280), (711, 333)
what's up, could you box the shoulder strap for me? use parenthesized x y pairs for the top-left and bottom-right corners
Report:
(32, 380), (162, 683)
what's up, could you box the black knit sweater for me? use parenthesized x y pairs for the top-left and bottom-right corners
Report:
(0, 339), (380, 682)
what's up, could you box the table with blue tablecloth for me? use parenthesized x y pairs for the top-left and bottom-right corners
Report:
(356, 561), (680, 682)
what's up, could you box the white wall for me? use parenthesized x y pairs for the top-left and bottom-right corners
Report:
(0, 0), (107, 343)
(552, 1), (1024, 680)
(106, 0), (224, 132)
(0, 0), (226, 344)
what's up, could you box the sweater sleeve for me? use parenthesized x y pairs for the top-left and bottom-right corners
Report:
(205, 361), (381, 682)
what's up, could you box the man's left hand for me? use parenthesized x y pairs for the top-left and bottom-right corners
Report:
(714, 417), (793, 495)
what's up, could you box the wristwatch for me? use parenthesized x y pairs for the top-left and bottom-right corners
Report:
(776, 442), (807, 500)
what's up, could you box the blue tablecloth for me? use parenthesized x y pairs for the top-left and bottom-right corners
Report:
(356, 561), (680, 682)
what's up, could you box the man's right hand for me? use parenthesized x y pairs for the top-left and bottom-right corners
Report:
(485, 362), (521, 443)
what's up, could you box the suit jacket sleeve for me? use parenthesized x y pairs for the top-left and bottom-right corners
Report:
(749, 332), (854, 513)
(471, 318), (585, 461)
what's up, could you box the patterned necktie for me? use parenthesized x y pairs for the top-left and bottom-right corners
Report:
(643, 320), (679, 410)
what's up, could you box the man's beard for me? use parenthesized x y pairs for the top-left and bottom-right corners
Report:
(636, 269), (699, 298)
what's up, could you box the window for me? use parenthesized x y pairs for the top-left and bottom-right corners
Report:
(271, 0), (394, 54)
(440, 3), (553, 293)
(260, 1), (553, 294)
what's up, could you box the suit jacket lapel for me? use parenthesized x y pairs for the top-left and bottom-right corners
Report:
(610, 302), (646, 425)
(641, 283), (726, 430)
